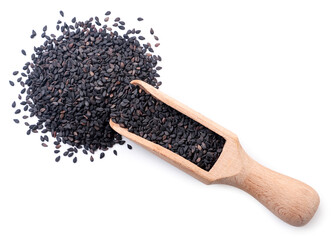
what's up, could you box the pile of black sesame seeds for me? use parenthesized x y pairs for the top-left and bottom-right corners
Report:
(10, 10), (162, 163)
(110, 87), (225, 171)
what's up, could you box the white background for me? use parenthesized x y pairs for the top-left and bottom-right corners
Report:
(0, 0), (333, 239)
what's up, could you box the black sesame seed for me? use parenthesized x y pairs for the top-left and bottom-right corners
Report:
(150, 28), (154, 35)
(90, 156), (94, 162)
(9, 11), (164, 166)
(105, 11), (111, 16)
(31, 30), (36, 39)
(13, 119), (19, 124)
(100, 152), (105, 159)
(60, 10), (64, 17)
(55, 156), (61, 162)
(21, 49), (26, 56)
(110, 84), (225, 171)
(127, 144), (132, 150)
(137, 17), (143, 21)
(15, 109), (21, 114)
(73, 157), (77, 163)
(113, 150), (117, 156)
(12, 101), (16, 108)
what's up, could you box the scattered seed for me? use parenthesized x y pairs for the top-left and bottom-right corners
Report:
(21, 49), (26, 56)
(55, 156), (61, 162)
(100, 152), (105, 159)
(42, 143), (48, 147)
(150, 28), (154, 35)
(73, 157), (77, 163)
(105, 11), (111, 16)
(13, 119), (19, 124)
(137, 17), (143, 21)
(90, 156), (94, 162)
(127, 144), (132, 150)
(60, 10), (64, 17)
(31, 30), (36, 39)
(113, 150), (117, 156)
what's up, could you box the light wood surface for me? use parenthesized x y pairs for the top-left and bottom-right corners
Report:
(109, 80), (320, 226)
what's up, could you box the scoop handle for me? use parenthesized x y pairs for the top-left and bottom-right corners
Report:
(224, 149), (320, 226)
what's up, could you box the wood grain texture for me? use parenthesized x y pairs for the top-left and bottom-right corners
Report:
(109, 80), (320, 226)
(221, 148), (320, 226)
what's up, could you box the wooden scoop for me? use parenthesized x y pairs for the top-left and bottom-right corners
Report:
(109, 80), (319, 226)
